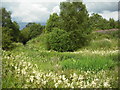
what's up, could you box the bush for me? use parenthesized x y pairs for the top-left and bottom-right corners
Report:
(46, 28), (75, 52)
(68, 28), (91, 50)
(2, 27), (14, 50)
(20, 23), (44, 45)
(46, 28), (91, 52)
(27, 33), (48, 50)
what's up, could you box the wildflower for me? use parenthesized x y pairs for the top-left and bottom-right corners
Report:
(73, 73), (77, 77)
(21, 69), (26, 75)
(70, 82), (74, 88)
(42, 81), (47, 85)
(91, 81), (96, 86)
(104, 82), (110, 87)
(78, 75), (84, 80)
(67, 83), (71, 87)
(33, 69), (36, 74)
(95, 78), (99, 81)
(55, 83), (58, 88)
(14, 66), (17, 69)
(62, 75), (66, 80)
(30, 76), (34, 82)
(58, 80), (62, 84)
(35, 74), (40, 80)
(28, 62), (31, 66)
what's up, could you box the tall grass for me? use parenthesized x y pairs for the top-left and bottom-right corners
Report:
(2, 50), (118, 88)
(2, 30), (119, 88)
(60, 56), (116, 71)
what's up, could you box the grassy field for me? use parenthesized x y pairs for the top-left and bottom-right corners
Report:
(2, 32), (119, 88)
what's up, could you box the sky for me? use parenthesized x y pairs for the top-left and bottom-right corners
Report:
(1, 0), (119, 24)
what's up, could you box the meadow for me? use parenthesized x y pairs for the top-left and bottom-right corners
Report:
(2, 31), (119, 88)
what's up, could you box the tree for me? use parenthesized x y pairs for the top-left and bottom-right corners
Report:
(60, 2), (89, 31)
(109, 18), (116, 29)
(1, 8), (20, 42)
(2, 27), (13, 50)
(1, 8), (21, 50)
(45, 2), (92, 52)
(60, 2), (92, 50)
(28, 23), (43, 39)
(45, 13), (60, 33)
(89, 13), (104, 30)
(89, 13), (118, 30)
(20, 27), (29, 45)
(21, 23), (44, 44)
(1, 8), (12, 28)
(11, 21), (20, 42)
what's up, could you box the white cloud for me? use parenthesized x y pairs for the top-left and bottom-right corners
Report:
(83, 0), (119, 2)
(2, 1), (63, 22)
(51, 5), (60, 14)
(2, 0), (66, 2)
(10, 2), (51, 22)
(85, 2), (118, 13)
(99, 11), (118, 21)
(85, 2), (118, 21)
(89, 11), (118, 21)
(2, 0), (119, 23)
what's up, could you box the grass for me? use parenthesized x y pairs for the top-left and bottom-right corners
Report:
(60, 56), (116, 71)
(2, 32), (119, 88)
(2, 50), (119, 88)
(9, 42), (118, 73)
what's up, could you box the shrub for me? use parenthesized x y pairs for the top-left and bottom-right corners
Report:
(2, 27), (14, 50)
(46, 28), (74, 52)
(46, 27), (91, 52)
(20, 23), (44, 45)
(68, 28), (91, 50)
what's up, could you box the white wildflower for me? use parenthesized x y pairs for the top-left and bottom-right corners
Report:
(78, 75), (84, 80)
(55, 83), (58, 88)
(30, 76), (34, 82)
(104, 82), (110, 87)
(58, 80), (62, 84)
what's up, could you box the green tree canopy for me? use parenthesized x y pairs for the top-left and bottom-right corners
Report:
(45, 13), (60, 33)
(109, 18), (117, 29)
(46, 28), (73, 52)
(28, 23), (43, 39)
(60, 2), (92, 50)
(1, 8), (20, 42)
(45, 2), (92, 52)
(60, 2), (89, 31)
(21, 23), (44, 44)
(89, 13), (118, 30)
(2, 27), (13, 50)
(1, 8), (21, 50)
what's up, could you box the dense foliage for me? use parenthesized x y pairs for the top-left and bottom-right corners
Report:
(1, 8), (20, 50)
(89, 13), (118, 30)
(45, 2), (92, 52)
(2, 1), (119, 88)
(46, 28), (73, 52)
(2, 27), (13, 50)
(1, 8), (20, 42)
(45, 13), (60, 33)
(1, 8), (44, 49)
(1, 1), (118, 51)
(21, 23), (44, 44)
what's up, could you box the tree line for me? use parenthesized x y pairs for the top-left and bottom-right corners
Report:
(1, 2), (118, 51)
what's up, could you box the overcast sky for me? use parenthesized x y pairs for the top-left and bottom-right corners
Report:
(1, 0), (119, 23)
